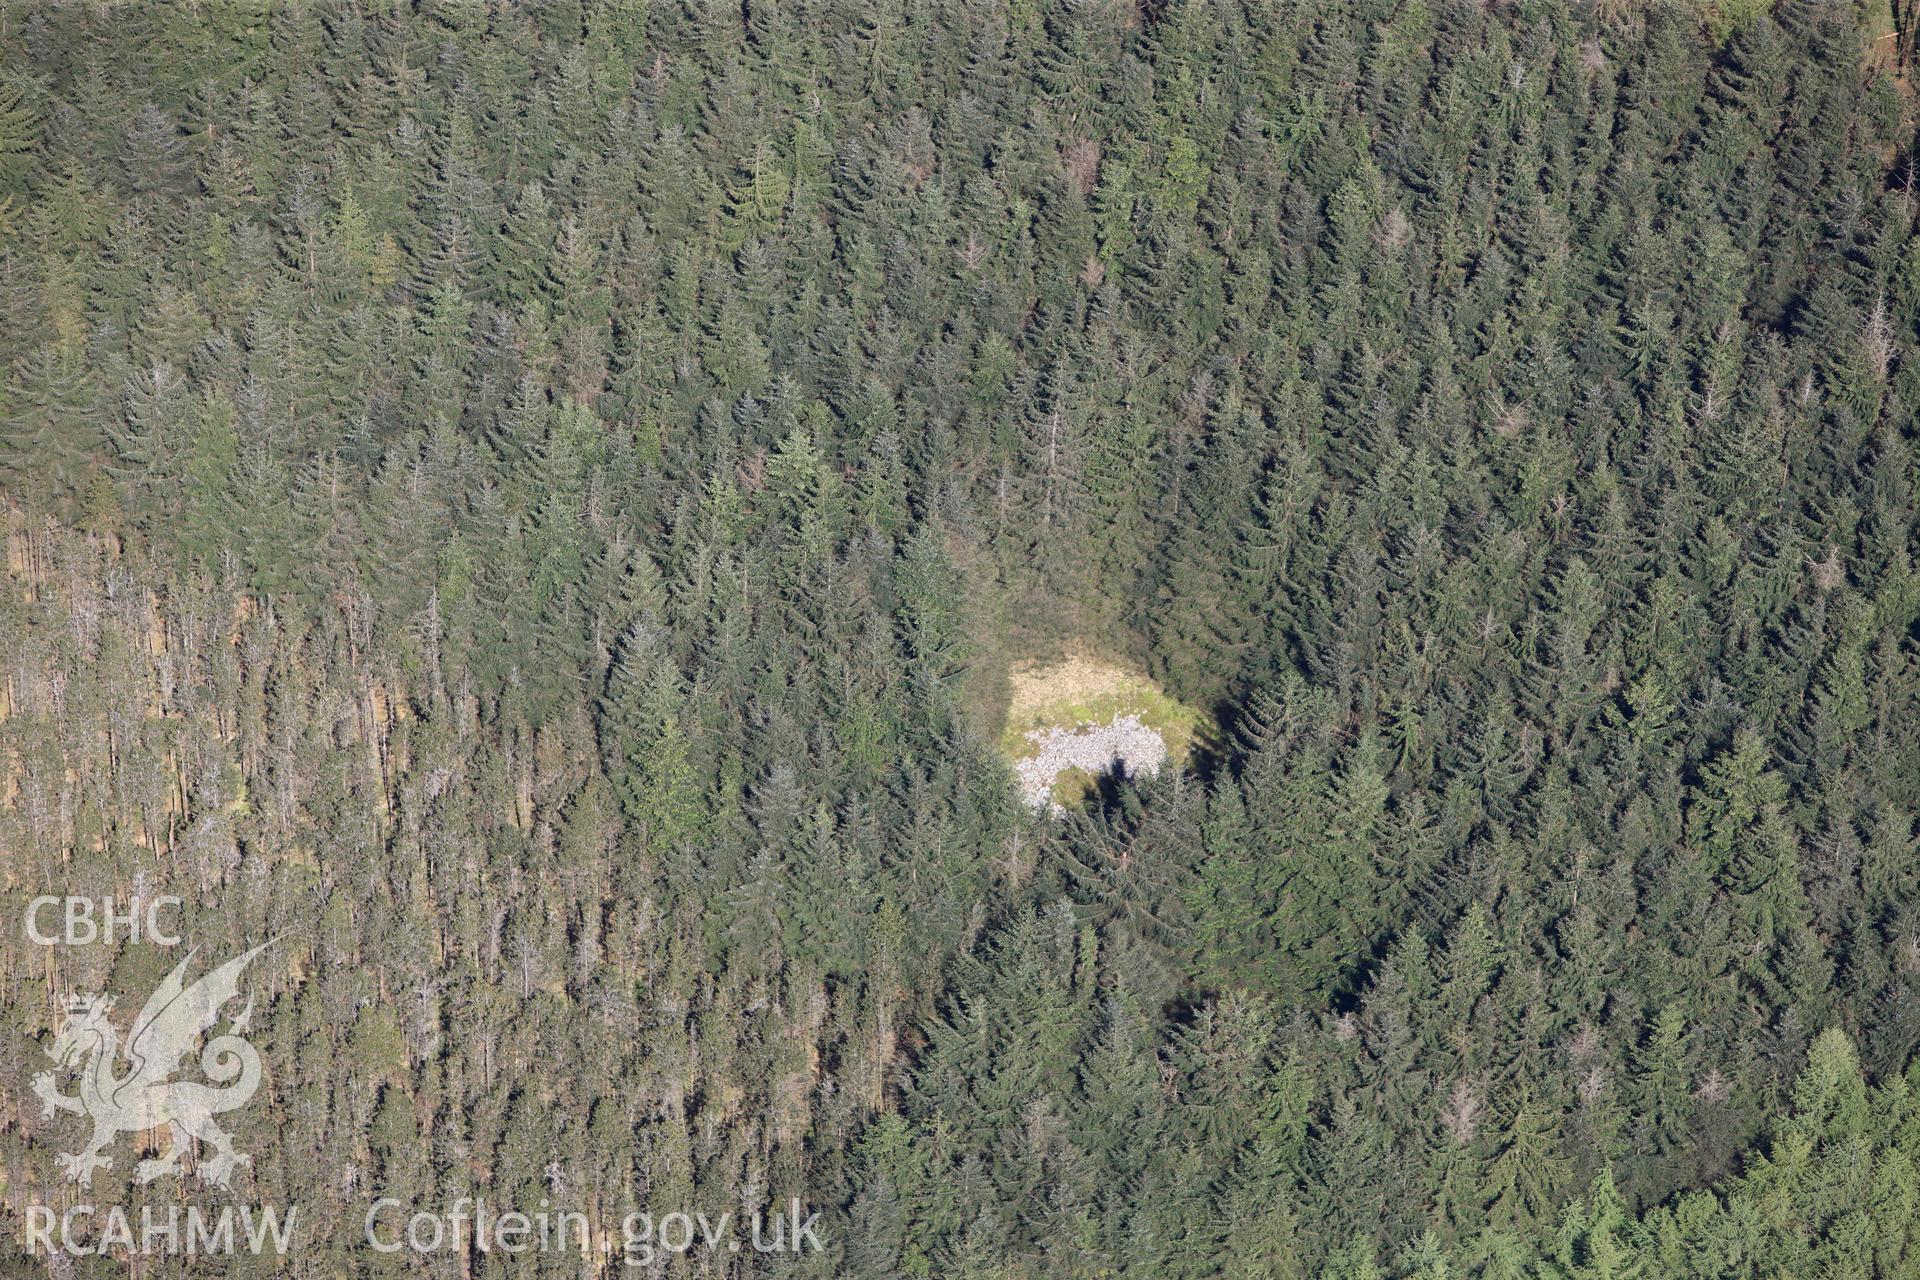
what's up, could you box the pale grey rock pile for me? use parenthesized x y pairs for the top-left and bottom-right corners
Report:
(1014, 713), (1169, 813)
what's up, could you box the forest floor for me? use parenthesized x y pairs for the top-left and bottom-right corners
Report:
(999, 655), (1208, 812)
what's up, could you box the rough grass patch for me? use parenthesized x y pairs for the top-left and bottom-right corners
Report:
(997, 654), (1213, 808)
(1001, 656), (1206, 759)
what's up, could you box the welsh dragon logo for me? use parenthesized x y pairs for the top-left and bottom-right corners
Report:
(33, 943), (272, 1190)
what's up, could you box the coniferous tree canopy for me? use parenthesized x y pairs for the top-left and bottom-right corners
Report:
(0, 0), (1918, 1276)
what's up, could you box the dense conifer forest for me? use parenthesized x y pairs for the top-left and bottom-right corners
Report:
(2, 0), (1920, 1275)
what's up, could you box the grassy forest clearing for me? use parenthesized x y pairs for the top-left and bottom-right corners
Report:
(997, 653), (1208, 807)
(1, 0), (1919, 1275)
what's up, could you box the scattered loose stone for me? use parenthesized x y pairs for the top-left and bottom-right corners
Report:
(1014, 713), (1169, 814)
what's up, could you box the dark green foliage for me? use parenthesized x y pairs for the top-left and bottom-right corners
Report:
(1, 0), (1918, 1276)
